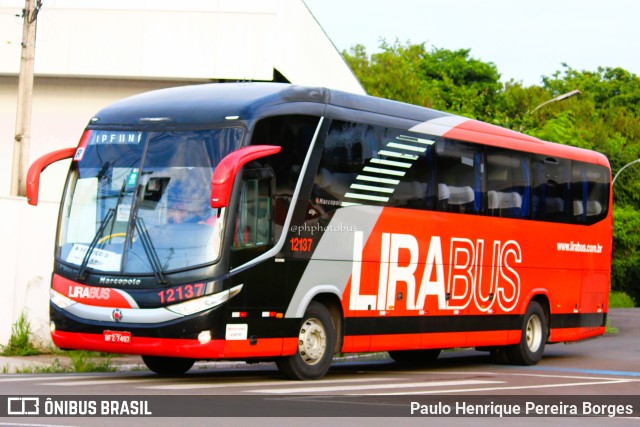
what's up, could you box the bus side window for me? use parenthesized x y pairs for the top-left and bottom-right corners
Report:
(532, 156), (572, 223)
(249, 115), (321, 240)
(571, 162), (609, 225)
(486, 149), (531, 219)
(387, 129), (436, 210)
(436, 139), (484, 214)
(313, 120), (369, 214)
(312, 121), (437, 212)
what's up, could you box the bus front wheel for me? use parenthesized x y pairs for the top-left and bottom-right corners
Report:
(142, 355), (195, 375)
(507, 301), (548, 365)
(276, 301), (335, 380)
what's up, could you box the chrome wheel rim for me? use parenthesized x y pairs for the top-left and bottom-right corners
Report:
(526, 314), (543, 353)
(298, 317), (327, 365)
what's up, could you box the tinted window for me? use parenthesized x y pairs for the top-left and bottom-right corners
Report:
(313, 120), (436, 213)
(435, 139), (484, 214)
(532, 156), (572, 223)
(309, 120), (609, 226)
(250, 115), (320, 239)
(486, 148), (531, 218)
(571, 162), (609, 224)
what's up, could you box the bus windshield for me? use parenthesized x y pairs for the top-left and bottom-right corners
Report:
(57, 128), (243, 276)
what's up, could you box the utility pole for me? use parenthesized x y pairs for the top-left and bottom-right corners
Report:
(10, 0), (42, 197)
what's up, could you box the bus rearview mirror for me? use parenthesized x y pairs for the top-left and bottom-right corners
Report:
(26, 147), (77, 206)
(211, 145), (281, 208)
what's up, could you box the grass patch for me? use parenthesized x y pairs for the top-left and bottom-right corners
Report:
(605, 323), (619, 335)
(609, 291), (635, 308)
(11, 352), (115, 374)
(14, 359), (67, 374)
(604, 291), (635, 334)
(1, 313), (40, 356)
(1, 313), (115, 373)
(69, 351), (115, 373)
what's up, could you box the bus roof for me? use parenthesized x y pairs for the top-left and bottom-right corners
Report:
(90, 82), (448, 126)
(89, 82), (609, 167)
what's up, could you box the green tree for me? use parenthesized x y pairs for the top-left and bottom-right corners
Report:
(526, 66), (640, 204)
(343, 41), (502, 120)
(344, 43), (432, 107)
(612, 205), (640, 304)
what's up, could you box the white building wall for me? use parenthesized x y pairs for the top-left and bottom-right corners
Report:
(0, 0), (363, 345)
(0, 0), (363, 90)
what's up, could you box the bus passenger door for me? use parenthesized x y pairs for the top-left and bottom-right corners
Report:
(229, 168), (282, 310)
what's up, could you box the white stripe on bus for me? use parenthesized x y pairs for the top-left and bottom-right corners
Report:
(356, 175), (400, 185)
(345, 193), (390, 202)
(370, 158), (412, 168)
(349, 184), (395, 193)
(386, 142), (426, 153)
(363, 166), (406, 177)
(378, 150), (419, 160)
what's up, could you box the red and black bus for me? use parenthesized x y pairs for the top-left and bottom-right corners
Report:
(28, 83), (612, 380)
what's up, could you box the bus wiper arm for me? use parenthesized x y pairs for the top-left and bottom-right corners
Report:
(76, 208), (115, 281)
(134, 217), (167, 284)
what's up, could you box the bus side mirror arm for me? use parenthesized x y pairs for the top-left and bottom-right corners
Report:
(27, 147), (77, 206)
(211, 145), (281, 208)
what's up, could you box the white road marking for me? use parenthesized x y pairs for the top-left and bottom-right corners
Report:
(252, 379), (504, 394)
(363, 379), (633, 395)
(508, 372), (640, 381)
(140, 376), (402, 390)
(0, 375), (102, 383)
(0, 423), (81, 427)
(39, 378), (163, 386)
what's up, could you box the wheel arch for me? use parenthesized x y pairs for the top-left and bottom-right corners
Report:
(522, 292), (551, 342)
(286, 284), (344, 355)
(310, 292), (344, 354)
(521, 289), (550, 323)
(529, 293), (551, 334)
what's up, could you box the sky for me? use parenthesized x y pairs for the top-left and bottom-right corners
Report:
(304, 0), (640, 86)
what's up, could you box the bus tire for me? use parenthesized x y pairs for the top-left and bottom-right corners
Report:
(507, 301), (548, 365)
(276, 301), (335, 380)
(389, 349), (441, 364)
(142, 355), (195, 375)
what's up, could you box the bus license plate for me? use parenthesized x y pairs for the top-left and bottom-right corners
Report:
(104, 330), (131, 344)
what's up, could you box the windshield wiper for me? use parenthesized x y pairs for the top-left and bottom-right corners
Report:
(134, 217), (167, 284)
(76, 208), (115, 281)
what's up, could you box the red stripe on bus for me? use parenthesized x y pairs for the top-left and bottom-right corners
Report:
(548, 326), (605, 343)
(52, 274), (134, 308)
(51, 330), (296, 359)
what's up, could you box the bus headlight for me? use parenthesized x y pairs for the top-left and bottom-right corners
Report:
(166, 284), (243, 316)
(50, 289), (77, 309)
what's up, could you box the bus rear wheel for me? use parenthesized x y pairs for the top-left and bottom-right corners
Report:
(142, 355), (195, 375)
(507, 301), (548, 365)
(276, 301), (335, 380)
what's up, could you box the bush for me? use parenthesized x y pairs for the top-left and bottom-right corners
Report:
(609, 291), (636, 308)
(1, 313), (40, 356)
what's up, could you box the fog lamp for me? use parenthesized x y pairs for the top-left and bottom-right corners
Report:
(198, 330), (212, 344)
